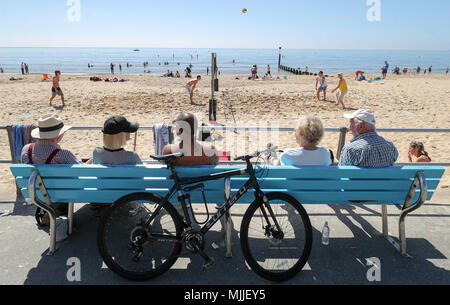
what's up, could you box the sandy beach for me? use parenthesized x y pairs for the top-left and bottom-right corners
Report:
(1, 72), (449, 195)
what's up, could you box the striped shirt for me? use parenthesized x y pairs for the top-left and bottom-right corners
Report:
(339, 132), (398, 168)
(21, 140), (80, 164)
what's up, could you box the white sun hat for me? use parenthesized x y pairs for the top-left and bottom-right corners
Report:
(31, 114), (72, 139)
(343, 109), (376, 126)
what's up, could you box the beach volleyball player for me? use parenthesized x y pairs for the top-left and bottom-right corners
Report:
(49, 70), (65, 107)
(185, 75), (201, 105)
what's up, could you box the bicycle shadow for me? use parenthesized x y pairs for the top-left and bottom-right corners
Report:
(21, 205), (248, 285)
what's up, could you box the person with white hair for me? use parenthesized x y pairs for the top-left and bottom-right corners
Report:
(270, 115), (332, 166)
(339, 109), (398, 167)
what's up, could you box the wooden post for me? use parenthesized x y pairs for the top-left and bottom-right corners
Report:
(209, 53), (218, 123)
(278, 47), (282, 73)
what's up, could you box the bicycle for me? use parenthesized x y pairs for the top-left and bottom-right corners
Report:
(97, 146), (312, 282)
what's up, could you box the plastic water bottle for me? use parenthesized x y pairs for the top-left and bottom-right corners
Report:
(321, 221), (330, 246)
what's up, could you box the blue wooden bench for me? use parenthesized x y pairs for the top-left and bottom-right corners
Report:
(10, 164), (445, 257)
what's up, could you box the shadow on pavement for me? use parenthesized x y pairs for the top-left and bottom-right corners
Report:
(14, 204), (450, 285)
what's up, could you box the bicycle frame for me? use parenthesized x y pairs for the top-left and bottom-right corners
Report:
(144, 158), (279, 236)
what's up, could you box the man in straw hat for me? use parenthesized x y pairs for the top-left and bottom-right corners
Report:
(339, 109), (398, 168)
(21, 114), (80, 165)
(21, 114), (82, 225)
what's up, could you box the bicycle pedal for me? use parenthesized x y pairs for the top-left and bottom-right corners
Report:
(202, 257), (215, 270)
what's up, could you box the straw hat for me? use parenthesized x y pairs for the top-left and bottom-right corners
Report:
(31, 114), (72, 139)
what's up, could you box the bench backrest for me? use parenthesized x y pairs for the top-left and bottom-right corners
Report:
(10, 164), (445, 206)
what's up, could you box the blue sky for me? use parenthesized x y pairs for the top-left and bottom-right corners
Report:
(1, 0), (449, 50)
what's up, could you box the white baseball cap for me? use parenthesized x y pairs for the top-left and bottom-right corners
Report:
(344, 109), (376, 126)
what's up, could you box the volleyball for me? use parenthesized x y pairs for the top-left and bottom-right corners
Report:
(242, 8), (247, 13)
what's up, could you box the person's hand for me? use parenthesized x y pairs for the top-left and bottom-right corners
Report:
(408, 151), (413, 162)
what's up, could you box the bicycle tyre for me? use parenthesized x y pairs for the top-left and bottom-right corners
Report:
(240, 192), (312, 282)
(97, 192), (183, 281)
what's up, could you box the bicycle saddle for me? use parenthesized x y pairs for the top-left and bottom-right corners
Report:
(150, 153), (184, 162)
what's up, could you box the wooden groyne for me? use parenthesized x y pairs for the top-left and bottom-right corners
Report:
(279, 65), (317, 76)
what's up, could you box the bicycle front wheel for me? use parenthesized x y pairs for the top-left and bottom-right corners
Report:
(240, 192), (312, 282)
(97, 193), (183, 281)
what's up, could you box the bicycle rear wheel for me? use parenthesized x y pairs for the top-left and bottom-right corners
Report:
(240, 192), (312, 282)
(97, 193), (183, 281)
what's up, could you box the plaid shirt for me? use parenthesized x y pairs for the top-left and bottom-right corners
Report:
(21, 140), (80, 165)
(339, 132), (398, 167)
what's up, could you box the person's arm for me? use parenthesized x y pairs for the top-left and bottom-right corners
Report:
(332, 80), (342, 93)
(268, 155), (281, 166)
(338, 146), (350, 166)
(134, 152), (143, 164)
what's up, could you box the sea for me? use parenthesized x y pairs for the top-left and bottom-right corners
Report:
(0, 47), (449, 75)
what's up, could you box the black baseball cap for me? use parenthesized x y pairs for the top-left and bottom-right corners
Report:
(102, 116), (139, 135)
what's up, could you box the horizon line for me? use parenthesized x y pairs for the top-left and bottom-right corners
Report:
(0, 46), (449, 52)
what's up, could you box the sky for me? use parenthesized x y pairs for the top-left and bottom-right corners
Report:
(1, 0), (450, 50)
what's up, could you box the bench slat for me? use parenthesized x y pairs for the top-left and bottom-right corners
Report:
(11, 164), (445, 206)
(10, 165), (446, 180)
(19, 187), (436, 205)
(15, 177), (442, 192)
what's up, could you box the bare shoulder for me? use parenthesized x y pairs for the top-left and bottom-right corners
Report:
(162, 144), (173, 155)
(417, 155), (431, 162)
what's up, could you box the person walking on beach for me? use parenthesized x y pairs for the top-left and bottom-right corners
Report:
(382, 61), (389, 79)
(251, 65), (258, 80)
(49, 70), (65, 107)
(266, 65), (272, 77)
(21, 62), (25, 75)
(25, 63), (29, 74)
(315, 71), (327, 101)
(110, 63), (115, 74)
(331, 72), (348, 109)
(446, 67), (449, 75)
(428, 66), (432, 74)
(185, 75), (201, 105)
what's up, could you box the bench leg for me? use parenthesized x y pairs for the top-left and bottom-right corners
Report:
(224, 211), (233, 258)
(48, 213), (57, 256)
(224, 178), (233, 258)
(68, 202), (74, 236)
(399, 215), (408, 257)
(381, 205), (388, 237)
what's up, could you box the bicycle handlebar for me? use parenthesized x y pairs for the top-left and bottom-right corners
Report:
(234, 145), (279, 161)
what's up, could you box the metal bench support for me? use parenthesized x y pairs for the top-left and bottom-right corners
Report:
(28, 170), (58, 255)
(384, 171), (427, 257)
(28, 170), (75, 255)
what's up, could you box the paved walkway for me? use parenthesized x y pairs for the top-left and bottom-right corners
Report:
(0, 189), (449, 285)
